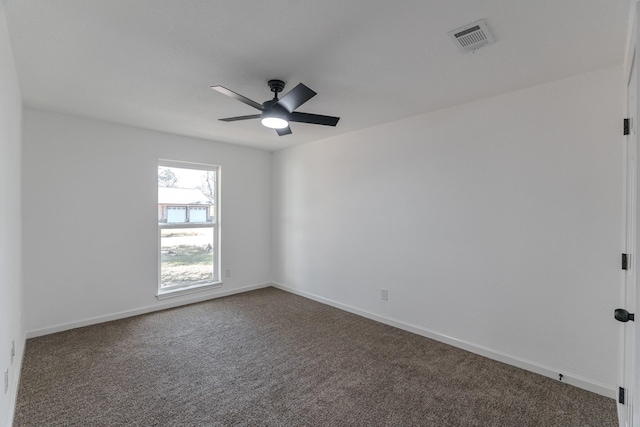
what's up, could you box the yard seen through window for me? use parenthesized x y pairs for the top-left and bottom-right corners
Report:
(158, 161), (220, 292)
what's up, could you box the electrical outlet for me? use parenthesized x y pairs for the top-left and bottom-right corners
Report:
(381, 289), (388, 301)
(225, 269), (231, 278)
(4, 369), (8, 394)
(11, 340), (15, 364)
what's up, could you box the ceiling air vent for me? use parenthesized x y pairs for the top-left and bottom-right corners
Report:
(448, 19), (495, 53)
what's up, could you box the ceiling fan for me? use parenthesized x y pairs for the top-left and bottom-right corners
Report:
(211, 80), (340, 136)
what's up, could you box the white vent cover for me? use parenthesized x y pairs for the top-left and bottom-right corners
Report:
(448, 19), (495, 53)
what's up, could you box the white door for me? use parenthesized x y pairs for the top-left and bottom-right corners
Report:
(621, 10), (639, 426)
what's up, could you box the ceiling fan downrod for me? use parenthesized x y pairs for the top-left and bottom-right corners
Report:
(268, 79), (285, 100)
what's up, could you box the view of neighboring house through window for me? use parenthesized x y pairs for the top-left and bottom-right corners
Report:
(158, 160), (220, 293)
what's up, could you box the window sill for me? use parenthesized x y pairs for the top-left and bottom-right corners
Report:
(156, 281), (223, 300)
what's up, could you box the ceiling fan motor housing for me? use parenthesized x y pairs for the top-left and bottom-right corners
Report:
(261, 102), (289, 122)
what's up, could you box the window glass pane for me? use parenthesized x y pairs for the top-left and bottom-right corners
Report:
(160, 227), (214, 288)
(158, 166), (216, 224)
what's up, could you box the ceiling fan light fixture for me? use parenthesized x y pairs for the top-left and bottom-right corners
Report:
(261, 116), (289, 129)
(261, 107), (289, 129)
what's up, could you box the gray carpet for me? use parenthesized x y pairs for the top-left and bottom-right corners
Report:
(14, 287), (617, 426)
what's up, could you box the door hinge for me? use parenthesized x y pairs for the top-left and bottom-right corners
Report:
(624, 118), (631, 135)
(622, 253), (629, 270)
(619, 387), (626, 404)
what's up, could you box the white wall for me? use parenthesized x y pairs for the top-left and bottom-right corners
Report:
(22, 109), (272, 335)
(272, 65), (624, 395)
(0, 3), (23, 426)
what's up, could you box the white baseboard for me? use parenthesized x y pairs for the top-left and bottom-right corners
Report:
(6, 333), (25, 427)
(272, 282), (616, 399)
(26, 282), (272, 338)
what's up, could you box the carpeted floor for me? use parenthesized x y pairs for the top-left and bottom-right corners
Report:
(14, 287), (617, 426)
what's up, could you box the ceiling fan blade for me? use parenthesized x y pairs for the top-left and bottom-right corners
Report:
(219, 114), (262, 122)
(211, 86), (264, 110)
(289, 112), (340, 127)
(277, 83), (316, 113)
(276, 126), (292, 136)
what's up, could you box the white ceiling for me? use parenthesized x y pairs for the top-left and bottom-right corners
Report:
(5, 0), (630, 151)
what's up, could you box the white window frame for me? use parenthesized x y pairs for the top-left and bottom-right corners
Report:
(157, 159), (221, 299)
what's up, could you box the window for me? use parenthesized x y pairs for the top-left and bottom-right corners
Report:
(158, 160), (220, 297)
